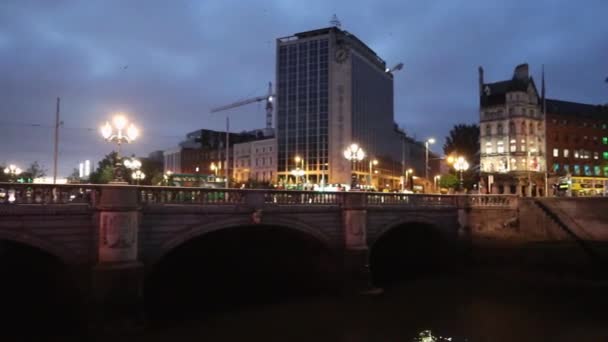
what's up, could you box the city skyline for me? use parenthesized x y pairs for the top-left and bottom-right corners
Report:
(1, 0), (607, 177)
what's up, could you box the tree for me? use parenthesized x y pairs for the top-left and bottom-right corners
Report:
(89, 152), (122, 184)
(25, 161), (47, 179)
(66, 168), (81, 183)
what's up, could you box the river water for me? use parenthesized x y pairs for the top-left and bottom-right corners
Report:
(126, 269), (607, 342)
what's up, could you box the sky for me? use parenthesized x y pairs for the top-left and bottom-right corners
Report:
(1, 0), (607, 177)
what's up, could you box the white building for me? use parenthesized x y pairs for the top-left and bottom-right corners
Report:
(233, 138), (277, 184)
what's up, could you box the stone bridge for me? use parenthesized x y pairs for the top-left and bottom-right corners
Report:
(0, 182), (526, 325)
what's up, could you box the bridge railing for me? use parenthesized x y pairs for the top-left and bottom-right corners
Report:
(264, 190), (343, 205)
(365, 193), (457, 207)
(138, 186), (246, 205)
(0, 183), (519, 209)
(0, 182), (100, 205)
(459, 194), (519, 208)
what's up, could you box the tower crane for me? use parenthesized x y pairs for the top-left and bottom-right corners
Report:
(210, 82), (275, 129)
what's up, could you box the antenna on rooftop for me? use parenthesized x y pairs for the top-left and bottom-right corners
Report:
(330, 14), (342, 28)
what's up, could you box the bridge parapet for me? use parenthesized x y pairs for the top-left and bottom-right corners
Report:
(0, 182), (100, 206)
(0, 183), (518, 210)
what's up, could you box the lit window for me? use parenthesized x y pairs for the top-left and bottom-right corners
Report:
(604, 152), (608, 160)
(603, 137), (608, 144)
(510, 144), (516, 152)
(584, 165), (591, 176)
(574, 150), (579, 159)
(521, 145), (526, 152)
(574, 165), (580, 175)
(553, 148), (559, 157)
(594, 166), (601, 176)
(553, 163), (560, 172)
(563, 149), (569, 158)
(604, 166), (608, 176)
(564, 164), (570, 173)
(497, 141), (504, 153)
(594, 152), (599, 160)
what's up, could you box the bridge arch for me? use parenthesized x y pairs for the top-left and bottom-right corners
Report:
(150, 215), (335, 268)
(0, 230), (76, 265)
(369, 217), (461, 286)
(144, 216), (339, 319)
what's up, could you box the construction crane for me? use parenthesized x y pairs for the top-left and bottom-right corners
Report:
(210, 82), (275, 129)
(385, 62), (404, 74)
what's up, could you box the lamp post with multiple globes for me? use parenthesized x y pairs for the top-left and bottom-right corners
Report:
(343, 143), (365, 190)
(100, 114), (138, 183)
(3, 164), (22, 183)
(453, 156), (470, 192)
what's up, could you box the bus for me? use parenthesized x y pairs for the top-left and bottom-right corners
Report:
(556, 176), (607, 197)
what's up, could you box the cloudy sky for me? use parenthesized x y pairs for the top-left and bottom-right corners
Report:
(1, 0), (607, 177)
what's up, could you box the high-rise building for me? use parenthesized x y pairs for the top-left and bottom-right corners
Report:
(276, 26), (402, 187)
(479, 63), (547, 196)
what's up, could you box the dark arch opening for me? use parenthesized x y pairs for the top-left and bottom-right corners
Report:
(0, 240), (84, 338)
(370, 222), (461, 287)
(144, 224), (339, 322)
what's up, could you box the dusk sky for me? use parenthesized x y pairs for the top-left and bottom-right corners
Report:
(1, 0), (607, 177)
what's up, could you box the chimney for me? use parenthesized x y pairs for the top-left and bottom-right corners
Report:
(478, 66), (484, 95)
(514, 63), (529, 81)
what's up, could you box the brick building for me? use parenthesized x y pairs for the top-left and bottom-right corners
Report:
(545, 99), (608, 195)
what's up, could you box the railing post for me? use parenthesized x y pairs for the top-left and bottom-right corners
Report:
(341, 192), (375, 293)
(91, 185), (144, 331)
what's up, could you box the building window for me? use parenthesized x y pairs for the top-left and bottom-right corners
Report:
(604, 166), (608, 176)
(564, 164), (570, 173)
(553, 148), (559, 157)
(594, 152), (599, 160)
(563, 149), (569, 158)
(574, 165), (580, 175)
(497, 124), (503, 135)
(486, 124), (492, 136)
(603, 137), (608, 145)
(521, 122), (526, 134)
(604, 152), (608, 160)
(497, 141), (504, 153)
(594, 165), (601, 176)
(574, 150), (579, 159)
(529, 122), (535, 134)
(553, 163), (560, 172)
(584, 165), (591, 176)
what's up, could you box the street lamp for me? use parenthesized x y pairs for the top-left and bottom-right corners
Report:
(425, 138), (435, 181)
(434, 175), (441, 193)
(454, 156), (470, 192)
(404, 168), (414, 191)
(131, 170), (146, 185)
(210, 162), (219, 177)
(123, 158), (142, 171)
(163, 170), (173, 186)
(3, 164), (22, 182)
(294, 155), (305, 184)
(290, 168), (305, 187)
(368, 159), (378, 189)
(100, 114), (138, 183)
(343, 143), (365, 190)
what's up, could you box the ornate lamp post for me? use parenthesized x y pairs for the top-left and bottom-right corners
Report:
(131, 170), (146, 185)
(294, 155), (305, 184)
(3, 164), (22, 182)
(290, 168), (305, 187)
(425, 138), (435, 181)
(100, 114), (138, 183)
(454, 156), (470, 192)
(343, 143), (365, 190)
